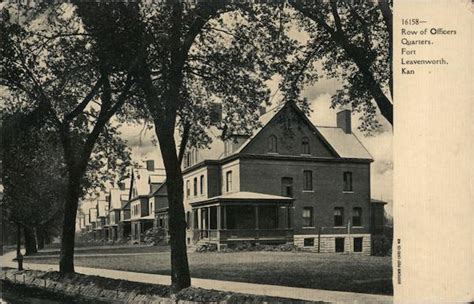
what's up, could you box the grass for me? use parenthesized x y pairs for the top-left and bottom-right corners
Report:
(25, 251), (392, 295)
(30, 244), (169, 257)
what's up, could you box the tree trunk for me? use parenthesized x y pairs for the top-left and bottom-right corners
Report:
(37, 227), (45, 250)
(155, 125), (191, 292)
(24, 226), (37, 255)
(16, 223), (21, 257)
(59, 172), (81, 273)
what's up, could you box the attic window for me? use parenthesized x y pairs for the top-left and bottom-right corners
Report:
(268, 135), (278, 153)
(302, 137), (310, 154)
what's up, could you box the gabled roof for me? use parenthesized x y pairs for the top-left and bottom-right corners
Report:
(109, 188), (128, 210)
(316, 127), (373, 160)
(97, 199), (108, 217)
(89, 208), (97, 222)
(151, 180), (167, 197)
(185, 101), (373, 170)
(130, 167), (166, 198)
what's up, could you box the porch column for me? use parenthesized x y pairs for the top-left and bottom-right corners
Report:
(207, 207), (211, 230)
(287, 204), (292, 229)
(222, 205), (227, 229)
(199, 208), (203, 230)
(217, 206), (222, 229)
(255, 205), (259, 241)
(255, 205), (259, 229)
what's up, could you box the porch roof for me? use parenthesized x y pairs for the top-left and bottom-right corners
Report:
(190, 191), (294, 207)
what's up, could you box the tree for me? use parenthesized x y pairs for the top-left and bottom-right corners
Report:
(1, 4), (133, 272)
(2, 108), (66, 256)
(286, 0), (393, 131)
(78, 2), (297, 291)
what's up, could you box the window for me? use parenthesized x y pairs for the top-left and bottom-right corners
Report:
(304, 238), (314, 247)
(302, 137), (310, 154)
(335, 237), (345, 252)
(302, 207), (314, 227)
(303, 170), (313, 191)
(334, 207), (344, 227)
(193, 210), (199, 229)
(186, 211), (191, 229)
(352, 207), (362, 226)
(281, 177), (293, 197)
(226, 171), (233, 192)
(193, 177), (198, 196)
(224, 141), (232, 156)
(185, 152), (191, 168)
(354, 237), (363, 252)
(268, 135), (277, 153)
(343, 171), (353, 191)
(186, 180), (190, 197)
(200, 175), (204, 195)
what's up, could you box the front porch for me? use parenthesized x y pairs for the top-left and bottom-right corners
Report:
(190, 192), (294, 248)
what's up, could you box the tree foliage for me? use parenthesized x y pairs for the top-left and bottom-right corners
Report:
(2, 109), (66, 253)
(1, 3), (134, 272)
(286, 0), (393, 132)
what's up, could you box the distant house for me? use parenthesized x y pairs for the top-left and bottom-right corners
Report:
(124, 160), (166, 243)
(151, 182), (169, 239)
(95, 198), (108, 240)
(89, 207), (98, 239)
(159, 102), (374, 253)
(106, 183), (129, 242)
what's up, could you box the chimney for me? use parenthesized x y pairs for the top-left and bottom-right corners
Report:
(118, 181), (126, 190)
(209, 103), (222, 124)
(337, 110), (352, 134)
(145, 160), (155, 171)
(258, 106), (266, 116)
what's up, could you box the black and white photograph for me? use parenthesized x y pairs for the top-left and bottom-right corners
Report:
(0, 0), (471, 303)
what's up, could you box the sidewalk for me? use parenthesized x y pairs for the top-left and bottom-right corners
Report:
(1, 251), (392, 303)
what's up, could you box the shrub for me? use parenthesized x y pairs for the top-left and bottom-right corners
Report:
(371, 235), (392, 256)
(196, 243), (218, 252)
(143, 227), (167, 246)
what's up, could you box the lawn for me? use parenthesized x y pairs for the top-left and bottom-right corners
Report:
(30, 244), (169, 257)
(25, 251), (392, 295)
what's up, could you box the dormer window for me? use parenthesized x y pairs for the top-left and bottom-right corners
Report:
(268, 135), (278, 153)
(302, 137), (310, 155)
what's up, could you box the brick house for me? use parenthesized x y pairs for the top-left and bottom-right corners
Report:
(174, 102), (374, 253)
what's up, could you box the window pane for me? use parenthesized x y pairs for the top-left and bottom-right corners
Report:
(268, 135), (277, 153)
(343, 172), (353, 191)
(334, 207), (344, 226)
(352, 207), (362, 226)
(282, 177), (293, 197)
(304, 171), (313, 190)
(302, 207), (313, 227)
(226, 171), (232, 192)
(354, 237), (363, 252)
(302, 137), (310, 154)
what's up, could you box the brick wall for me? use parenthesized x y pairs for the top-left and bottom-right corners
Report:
(239, 158), (371, 235)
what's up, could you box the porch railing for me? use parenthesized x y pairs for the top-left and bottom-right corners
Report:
(195, 228), (293, 241)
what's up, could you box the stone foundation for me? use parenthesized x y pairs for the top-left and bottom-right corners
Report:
(294, 234), (371, 254)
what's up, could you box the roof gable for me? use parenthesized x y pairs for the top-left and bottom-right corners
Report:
(240, 102), (337, 158)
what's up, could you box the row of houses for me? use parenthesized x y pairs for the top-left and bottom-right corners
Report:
(77, 102), (387, 254)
